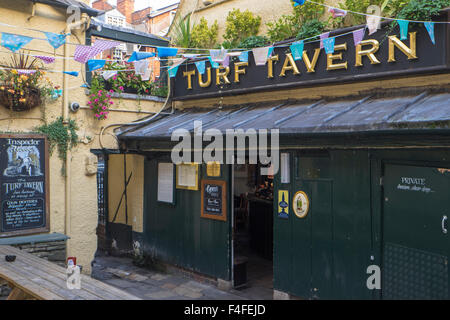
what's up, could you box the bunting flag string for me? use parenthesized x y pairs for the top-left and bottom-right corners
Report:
(252, 46), (273, 66)
(128, 51), (155, 62)
(87, 59), (106, 71)
(329, 7), (347, 19)
(157, 46), (178, 57)
(238, 51), (249, 63)
(102, 70), (118, 80)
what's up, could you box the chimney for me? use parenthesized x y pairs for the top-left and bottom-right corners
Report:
(117, 0), (135, 24)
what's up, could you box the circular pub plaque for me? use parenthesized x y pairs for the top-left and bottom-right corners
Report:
(292, 191), (309, 218)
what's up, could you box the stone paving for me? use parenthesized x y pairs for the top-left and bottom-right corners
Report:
(91, 255), (272, 300)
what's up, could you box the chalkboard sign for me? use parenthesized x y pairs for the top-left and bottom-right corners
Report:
(0, 135), (49, 237)
(201, 179), (227, 221)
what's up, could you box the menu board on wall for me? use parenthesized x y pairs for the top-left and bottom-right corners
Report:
(0, 135), (49, 237)
(157, 162), (174, 203)
(201, 179), (227, 221)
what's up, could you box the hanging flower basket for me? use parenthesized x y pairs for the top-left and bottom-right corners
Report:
(0, 85), (42, 112)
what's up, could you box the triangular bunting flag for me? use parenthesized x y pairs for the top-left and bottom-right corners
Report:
(44, 32), (67, 49)
(168, 65), (180, 78)
(210, 48), (228, 63)
(320, 32), (330, 49)
(252, 46), (272, 66)
(102, 70), (117, 80)
(128, 51), (155, 62)
(424, 21), (435, 45)
(398, 20), (409, 40)
(87, 59), (106, 71)
(133, 60), (149, 76)
(328, 7), (347, 18)
(63, 71), (79, 77)
(1, 33), (33, 52)
(366, 15), (381, 35)
(293, 0), (305, 7)
(195, 60), (206, 75)
(239, 51), (249, 63)
(157, 47), (178, 57)
(92, 39), (121, 54)
(353, 28), (365, 46)
(323, 37), (335, 54)
(290, 41), (304, 61)
(208, 56), (219, 69)
(74, 45), (97, 64)
(33, 55), (56, 64)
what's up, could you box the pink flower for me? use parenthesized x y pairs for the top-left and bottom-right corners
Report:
(119, 86), (124, 91)
(87, 101), (92, 105)
(94, 98), (99, 103)
(109, 101), (114, 104)
(102, 106), (107, 110)
(109, 90), (114, 93)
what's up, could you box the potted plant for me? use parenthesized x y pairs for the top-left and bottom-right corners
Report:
(0, 53), (58, 112)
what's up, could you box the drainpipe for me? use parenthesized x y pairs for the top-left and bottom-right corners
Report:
(62, 14), (90, 241)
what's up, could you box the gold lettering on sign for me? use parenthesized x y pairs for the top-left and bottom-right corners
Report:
(302, 48), (321, 73)
(267, 55), (279, 78)
(388, 32), (417, 62)
(355, 39), (381, 67)
(183, 70), (196, 90)
(216, 66), (231, 85)
(327, 43), (348, 71)
(280, 53), (300, 77)
(199, 67), (212, 87)
(234, 62), (248, 83)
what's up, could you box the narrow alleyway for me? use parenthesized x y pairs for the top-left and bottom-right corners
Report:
(91, 255), (273, 300)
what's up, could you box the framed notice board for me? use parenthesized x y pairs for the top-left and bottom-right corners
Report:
(201, 179), (227, 221)
(0, 134), (50, 237)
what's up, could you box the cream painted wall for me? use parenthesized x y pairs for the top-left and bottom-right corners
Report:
(0, 0), (164, 274)
(108, 154), (144, 233)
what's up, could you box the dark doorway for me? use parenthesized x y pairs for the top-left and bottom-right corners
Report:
(232, 164), (274, 298)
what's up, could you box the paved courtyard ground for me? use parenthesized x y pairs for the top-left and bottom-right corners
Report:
(91, 255), (273, 300)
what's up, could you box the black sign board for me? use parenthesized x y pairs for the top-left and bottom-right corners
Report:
(201, 179), (227, 221)
(0, 135), (49, 237)
(173, 21), (450, 100)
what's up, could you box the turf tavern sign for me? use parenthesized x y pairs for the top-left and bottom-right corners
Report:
(173, 24), (449, 100)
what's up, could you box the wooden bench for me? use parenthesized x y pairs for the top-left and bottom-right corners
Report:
(0, 245), (140, 300)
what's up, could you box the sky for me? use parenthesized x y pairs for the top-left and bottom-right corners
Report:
(91, 0), (180, 11)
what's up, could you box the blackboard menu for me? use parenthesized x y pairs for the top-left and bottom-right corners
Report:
(0, 135), (49, 237)
(201, 179), (227, 221)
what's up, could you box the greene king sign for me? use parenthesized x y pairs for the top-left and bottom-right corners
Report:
(173, 23), (449, 100)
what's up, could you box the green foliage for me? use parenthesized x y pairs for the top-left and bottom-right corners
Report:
(293, 0), (326, 22)
(224, 9), (262, 47)
(172, 15), (193, 48)
(191, 17), (219, 48)
(296, 19), (326, 40)
(266, 15), (300, 42)
(396, 0), (450, 21)
(238, 36), (269, 49)
(36, 117), (78, 174)
(266, 0), (325, 43)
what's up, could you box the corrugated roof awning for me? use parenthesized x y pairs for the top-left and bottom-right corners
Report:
(117, 92), (450, 143)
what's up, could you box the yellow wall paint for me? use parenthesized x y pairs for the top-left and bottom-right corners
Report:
(108, 154), (144, 233)
(0, 0), (164, 273)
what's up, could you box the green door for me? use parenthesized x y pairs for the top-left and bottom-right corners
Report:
(291, 180), (333, 299)
(383, 164), (450, 299)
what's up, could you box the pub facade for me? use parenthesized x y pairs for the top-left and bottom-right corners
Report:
(114, 13), (450, 299)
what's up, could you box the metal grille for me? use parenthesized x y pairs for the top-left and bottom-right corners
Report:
(383, 242), (448, 300)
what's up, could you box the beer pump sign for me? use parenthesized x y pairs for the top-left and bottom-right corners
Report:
(173, 24), (449, 100)
(0, 135), (49, 237)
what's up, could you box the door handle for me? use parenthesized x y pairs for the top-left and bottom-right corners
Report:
(442, 215), (448, 234)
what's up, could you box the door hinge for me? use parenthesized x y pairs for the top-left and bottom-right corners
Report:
(380, 176), (384, 186)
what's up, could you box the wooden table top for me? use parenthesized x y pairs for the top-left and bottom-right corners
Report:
(0, 245), (141, 300)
